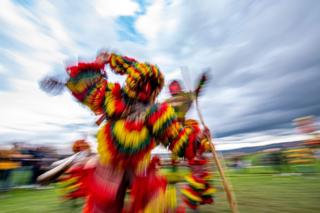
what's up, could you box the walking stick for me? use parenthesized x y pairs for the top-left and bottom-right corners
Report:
(195, 97), (239, 213)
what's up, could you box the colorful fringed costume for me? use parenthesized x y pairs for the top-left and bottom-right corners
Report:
(57, 140), (92, 201)
(127, 156), (168, 213)
(174, 122), (216, 210)
(182, 157), (216, 209)
(58, 164), (88, 200)
(64, 52), (203, 212)
(166, 73), (208, 123)
(166, 79), (216, 210)
(162, 159), (186, 213)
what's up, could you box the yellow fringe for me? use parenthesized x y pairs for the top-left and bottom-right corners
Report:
(164, 185), (177, 210)
(60, 183), (80, 194)
(142, 190), (166, 213)
(172, 128), (192, 154)
(113, 120), (149, 149)
(135, 152), (151, 175)
(97, 124), (111, 165)
(185, 175), (205, 190)
(181, 188), (202, 202)
(105, 92), (116, 116)
(203, 187), (217, 195)
(153, 106), (175, 134)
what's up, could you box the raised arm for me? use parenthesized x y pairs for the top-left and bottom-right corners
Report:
(108, 53), (164, 103)
(66, 51), (165, 119)
(108, 53), (136, 75)
(65, 53), (110, 115)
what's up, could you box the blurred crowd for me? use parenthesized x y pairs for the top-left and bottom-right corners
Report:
(0, 143), (58, 192)
(227, 134), (320, 173)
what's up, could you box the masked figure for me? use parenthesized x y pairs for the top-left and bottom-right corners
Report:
(165, 78), (216, 211)
(62, 51), (203, 212)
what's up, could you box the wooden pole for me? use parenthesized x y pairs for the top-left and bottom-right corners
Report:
(195, 98), (239, 213)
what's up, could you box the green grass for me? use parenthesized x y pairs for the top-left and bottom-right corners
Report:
(1, 170), (320, 212)
(208, 173), (320, 213)
(0, 188), (82, 213)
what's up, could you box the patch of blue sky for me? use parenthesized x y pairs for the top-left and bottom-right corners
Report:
(0, 30), (38, 63)
(0, 15), (47, 54)
(0, 32), (19, 50)
(12, 0), (35, 8)
(0, 74), (12, 91)
(135, 0), (151, 13)
(0, 49), (14, 91)
(0, 50), (20, 76)
(115, 0), (151, 44)
(116, 16), (146, 44)
(0, 54), (26, 78)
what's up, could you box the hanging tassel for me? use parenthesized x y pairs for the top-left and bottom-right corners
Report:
(194, 71), (210, 97)
(39, 76), (66, 96)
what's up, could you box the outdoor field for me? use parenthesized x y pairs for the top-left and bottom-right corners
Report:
(1, 166), (320, 213)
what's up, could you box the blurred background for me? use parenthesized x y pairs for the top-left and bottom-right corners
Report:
(0, 0), (320, 212)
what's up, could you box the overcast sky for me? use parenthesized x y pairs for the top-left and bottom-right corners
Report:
(0, 0), (319, 150)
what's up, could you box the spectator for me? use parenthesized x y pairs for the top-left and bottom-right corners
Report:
(0, 149), (21, 192)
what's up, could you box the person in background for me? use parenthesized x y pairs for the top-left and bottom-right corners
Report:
(57, 139), (92, 202)
(0, 148), (21, 192)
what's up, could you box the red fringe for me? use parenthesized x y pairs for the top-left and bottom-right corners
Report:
(148, 103), (169, 126)
(103, 123), (155, 170)
(124, 120), (144, 131)
(67, 62), (105, 78)
(130, 158), (166, 213)
(111, 83), (126, 116)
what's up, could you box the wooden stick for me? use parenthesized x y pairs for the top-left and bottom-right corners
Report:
(96, 113), (106, 126)
(195, 98), (239, 213)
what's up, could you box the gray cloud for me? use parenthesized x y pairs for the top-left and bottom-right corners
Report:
(1, 0), (320, 147)
(138, 0), (320, 137)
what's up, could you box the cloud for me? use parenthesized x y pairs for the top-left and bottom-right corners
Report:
(95, 0), (140, 17)
(132, 0), (320, 137)
(0, 0), (320, 151)
(215, 133), (313, 151)
(0, 0), (111, 148)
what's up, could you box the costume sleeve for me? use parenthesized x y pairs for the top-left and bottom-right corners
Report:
(109, 52), (161, 77)
(66, 61), (108, 115)
(147, 103), (198, 158)
(108, 53), (137, 75)
(108, 53), (164, 101)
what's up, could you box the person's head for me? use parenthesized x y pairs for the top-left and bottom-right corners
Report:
(148, 155), (161, 173)
(124, 64), (164, 104)
(169, 80), (183, 96)
(72, 139), (90, 153)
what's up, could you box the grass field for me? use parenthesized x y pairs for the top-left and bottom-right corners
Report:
(1, 169), (320, 213)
